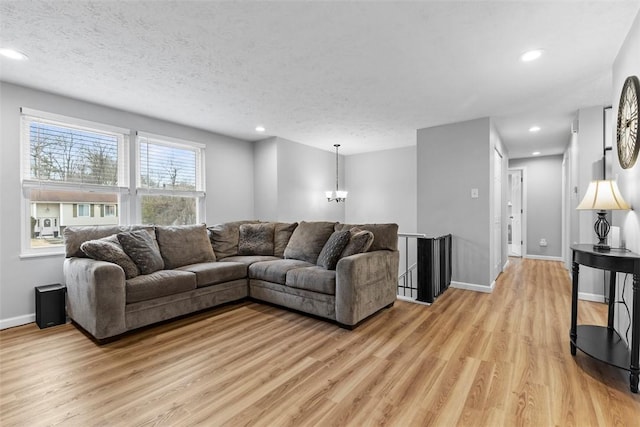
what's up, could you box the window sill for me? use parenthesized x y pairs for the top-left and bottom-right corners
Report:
(19, 251), (65, 259)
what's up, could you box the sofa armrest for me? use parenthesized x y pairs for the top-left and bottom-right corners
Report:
(63, 257), (127, 340)
(335, 250), (399, 326)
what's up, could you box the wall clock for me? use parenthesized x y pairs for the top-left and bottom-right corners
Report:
(617, 75), (639, 169)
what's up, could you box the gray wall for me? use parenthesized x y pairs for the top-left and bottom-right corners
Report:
(252, 137), (345, 223)
(345, 146), (417, 279)
(0, 82), (255, 327)
(253, 137), (278, 220)
(510, 155), (563, 258)
(417, 117), (493, 288)
(612, 9), (640, 343)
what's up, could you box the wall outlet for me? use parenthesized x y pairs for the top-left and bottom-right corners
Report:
(471, 188), (479, 198)
(539, 238), (547, 247)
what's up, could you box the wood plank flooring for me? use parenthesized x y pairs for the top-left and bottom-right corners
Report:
(1, 258), (639, 426)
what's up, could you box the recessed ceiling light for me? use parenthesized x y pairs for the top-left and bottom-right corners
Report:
(520, 49), (543, 62)
(255, 126), (265, 132)
(0, 48), (28, 61)
(529, 126), (541, 132)
(532, 151), (541, 156)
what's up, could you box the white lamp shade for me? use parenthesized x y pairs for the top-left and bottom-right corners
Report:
(335, 191), (348, 199)
(576, 180), (631, 210)
(325, 191), (335, 199)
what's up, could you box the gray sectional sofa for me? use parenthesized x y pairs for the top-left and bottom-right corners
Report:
(63, 221), (399, 341)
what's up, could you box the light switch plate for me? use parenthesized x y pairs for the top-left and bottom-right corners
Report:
(471, 188), (479, 198)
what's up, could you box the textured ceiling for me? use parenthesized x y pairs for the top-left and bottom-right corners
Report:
(1, 1), (639, 158)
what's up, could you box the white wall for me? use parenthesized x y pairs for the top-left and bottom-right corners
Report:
(0, 82), (255, 328)
(510, 155), (564, 258)
(612, 10), (640, 344)
(417, 117), (495, 290)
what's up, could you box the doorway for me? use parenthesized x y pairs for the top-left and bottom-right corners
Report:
(508, 169), (524, 257)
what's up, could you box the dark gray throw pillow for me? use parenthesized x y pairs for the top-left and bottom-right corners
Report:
(80, 234), (140, 279)
(238, 223), (275, 256)
(317, 230), (351, 270)
(273, 222), (298, 257)
(117, 230), (164, 275)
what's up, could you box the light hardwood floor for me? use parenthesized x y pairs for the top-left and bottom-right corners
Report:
(1, 258), (639, 426)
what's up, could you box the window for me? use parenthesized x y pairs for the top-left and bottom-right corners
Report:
(21, 108), (129, 254)
(104, 205), (116, 217)
(77, 204), (91, 217)
(136, 132), (205, 225)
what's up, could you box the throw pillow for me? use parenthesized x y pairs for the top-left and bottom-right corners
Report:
(117, 230), (164, 275)
(334, 223), (398, 252)
(80, 234), (140, 279)
(238, 223), (275, 256)
(155, 224), (216, 269)
(284, 221), (336, 264)
(273, 222), (298, 257)
(207, 220), (258, 259)
(317, 230), (351, 270)
(340, 227), (375, 258)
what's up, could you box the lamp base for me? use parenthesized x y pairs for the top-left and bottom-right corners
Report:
(593, 243), (611, 251)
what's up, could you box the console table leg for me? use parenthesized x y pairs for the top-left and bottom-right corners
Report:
(570, 261), (579, 356)
(631, 272), (640, 393)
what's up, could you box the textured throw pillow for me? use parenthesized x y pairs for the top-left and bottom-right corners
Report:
(117, 230), (164, 275)
(317, 230), (351, 270)
(80, 234), (140, 279)
(207, 220), (258, 259)
(334, 223), (398, 252)
(273, 222), (298, 257)
(238, 223), (275, 256)
(155, 224), (216, 269)
(284, 221), (336, 264)
(340, 227), (375, 258)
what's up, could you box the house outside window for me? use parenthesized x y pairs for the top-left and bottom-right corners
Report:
(21, 108), (129, 254)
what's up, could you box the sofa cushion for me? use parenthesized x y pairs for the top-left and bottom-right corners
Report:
(273, 222), (298, 257)
(118, 230), (164, 275)
(155, 224), (216, 269)
(317, 230), (351, 270)
(283, 221), (336, 264)
(177, 261), (247, 288)
(335, 223), (398, 252)
(64, 225), (154, 258)
(238, 223), (275, 256)
(220, 255), (281, 266)
(285, 266), (337, 295)
(80, 234), (140, 279)
(207, 220), (257, 259)
(249, 259), (314, 285)
(340, 227), (375, 258)
(125, 270), (197, 303)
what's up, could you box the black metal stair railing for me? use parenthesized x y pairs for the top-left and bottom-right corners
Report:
(397, 233), (452, 304)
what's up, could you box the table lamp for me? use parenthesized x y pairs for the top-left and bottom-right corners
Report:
(576, 180), (630, 251)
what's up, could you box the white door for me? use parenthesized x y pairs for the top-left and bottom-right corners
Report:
(508, 169), (523, 257)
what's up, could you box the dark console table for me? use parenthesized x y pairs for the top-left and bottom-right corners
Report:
(570, 244), (640, 393)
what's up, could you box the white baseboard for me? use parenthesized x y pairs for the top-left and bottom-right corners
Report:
(578, 292), (606, 303)
(503, 259), (510, 270)
(0, 313), (35, 330)
(450, 280), (494, 293)
(524, 254), (564, 262)
(396, 295), (431, 306)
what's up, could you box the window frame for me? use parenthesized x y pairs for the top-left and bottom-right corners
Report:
(20, 108), (131, 257)
(135, 131), (206, 225)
